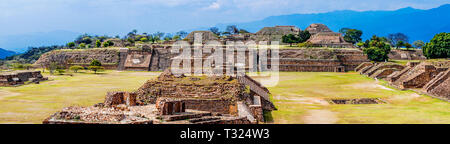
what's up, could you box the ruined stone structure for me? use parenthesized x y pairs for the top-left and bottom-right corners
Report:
(277, 48), (369, 72)
(34, 49), (120, 69)
(306, 32), (354, 48)
(356, 60), (450, 101)
(303, 24), (355, 48)
(36, 44), (369, 72)
(250, 26), (301, 43)
(0, 71), (48, 86)
(305, 23), (333, 35)
(423, 69), (450, 100)
(184, 31), (219, 44)
(388, 49), (426, 60)
(35, 24), (370, 72)
(44, 70), (273, 124)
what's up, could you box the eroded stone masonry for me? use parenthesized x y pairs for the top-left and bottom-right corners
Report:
(0, 70), (48, 86)
(357, 60), (450, 101)
(34, 24), (372, 73)
(43, 70), (275, 124)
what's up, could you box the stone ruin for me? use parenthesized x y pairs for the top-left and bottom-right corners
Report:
(356, 60), (450, 101)
(305, 23), (333, 35)
(0, 70), (48, 87)
(184, 31), (219, 44)
(34, 24), (371, 72)
(43, 69), (275, 124)
(250, 26), (301, 43)
(306, 32), (354, 48)
(304, 24), (354, 48)
(388, 49), (426, 60)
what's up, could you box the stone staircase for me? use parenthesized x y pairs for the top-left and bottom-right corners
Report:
(423, 69), (450, 92)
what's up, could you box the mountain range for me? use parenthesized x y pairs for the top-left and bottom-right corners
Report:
(0, 48), (17, 59)
(216, 4), (450, 43)
(1, 4), (449, 53)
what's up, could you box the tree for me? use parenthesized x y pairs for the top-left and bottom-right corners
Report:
(282, 34), (298, 47)
(176, 31), (188, 39)
(132, 29), (138, 35)
(396, 41), (405, 48)
(209, 27), (221, 36)
(423, 32), (449, 59)
(404, 43), (413, 50)
(95, 40), (101, 47)
(90, 59), (102, 66)
(67, 42), (75, 48)
(173, 35), (181, 40)
(140, 37), (149, 42)
(298, 30), (311, 43)
(78, 43), (86, 49)
(225, 25), (239, 35)
(239, 29), (250, 34)
(413, 40), (425, 49)
(387, 33), (409, 48)
(103, 40), (114, 47)
(363, 35), (391, 62)
(356, 42), (364, 48)
(69, 65), (84, 73)
(88, 66), (104, 74)
(341, 28), (363, 44)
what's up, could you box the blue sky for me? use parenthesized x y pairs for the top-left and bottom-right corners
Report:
(0, 0), (449, 36)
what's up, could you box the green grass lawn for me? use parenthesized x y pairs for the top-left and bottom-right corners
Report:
(260, 72), (450, 124)
(0, 70), (159, 124)
(0, 71), (449, 124)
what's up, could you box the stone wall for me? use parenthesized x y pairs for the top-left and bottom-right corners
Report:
(388, 50), (426, 60)
(0, 71), (48, 86)
(34, 49), (120, 69)
(357, 61), (450, 101)
(422, 69), (450, 100)
(103, 91), (137, 107)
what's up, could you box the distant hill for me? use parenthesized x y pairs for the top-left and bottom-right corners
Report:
(0, 30), (80, 52)
(216, 4), (450, 43)
(0, 48), (17, 59)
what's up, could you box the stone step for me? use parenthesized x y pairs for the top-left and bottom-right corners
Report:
(189, 116), (221, 123)
(162, 111), (212, 122)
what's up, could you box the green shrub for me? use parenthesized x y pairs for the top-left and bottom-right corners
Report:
(90, 59), (102, 66)
(297, 42), (314, 48)
(69, 65), (84, 73)
(423, 32), (449, 59)
(88, 66), (104, 74)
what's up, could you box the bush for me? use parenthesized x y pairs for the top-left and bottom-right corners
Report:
(88, 66), (104, 74)
(297, 42), (314, 48)
(423, 32), (449, 59)
(69, 65), (84, 73)
(90, 59), (102, 66)
(95, 40), (101, 47)
(363, 47), (389, 62)
(103, 40), (114, 47)
(67, 42), (75, 48)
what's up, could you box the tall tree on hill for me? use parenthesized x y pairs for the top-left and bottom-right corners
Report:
(282, 34), (298, 47)
(413, 40), (425, 49)
(340, 28), (363, 44)
(209, 27), (221, 36)
(298, 30), (311, 43)
(239, 29), (250, 34)
(226, 25), (239, 35)
(423, 32), (450, 59)
(387, 33), (409, 48)
(363, 35), (391, 62)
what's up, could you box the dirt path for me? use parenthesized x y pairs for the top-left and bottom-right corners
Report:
(303, 109), (338, 124)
